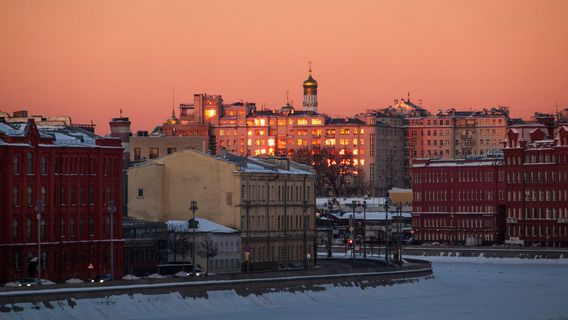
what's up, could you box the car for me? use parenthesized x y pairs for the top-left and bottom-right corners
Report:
(15, 278), (42, 287)
(91, 274), (112, 283)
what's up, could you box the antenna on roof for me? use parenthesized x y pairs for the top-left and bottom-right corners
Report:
(407, 92), (410, 102)
(286, 91), (290, 104)
(556, 101), (559, 120)
(120, 108), (123, 117)
(172, 87), (176, 117)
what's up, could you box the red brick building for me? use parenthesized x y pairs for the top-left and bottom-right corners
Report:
(411, 158), (506, 245)
(0, 120), (124, 283)
(504, 126), (568, 247)
(411, 126), (568, 247)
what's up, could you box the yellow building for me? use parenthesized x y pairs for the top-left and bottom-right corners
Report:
(128, 148), (316, 270)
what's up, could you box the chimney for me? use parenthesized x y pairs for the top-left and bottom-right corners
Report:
(220, 147), (227, 159)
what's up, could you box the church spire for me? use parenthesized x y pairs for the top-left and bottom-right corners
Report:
(302, 62), (318, 113)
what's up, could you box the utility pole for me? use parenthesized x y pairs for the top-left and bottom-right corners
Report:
(190, 201), (198, 272)
(384, 201), (390, 264)
(107, 202), (116, 279)
(362, 200), (367, 259)
(327, 201), (333, 258)
(35, 200), (44, 280)
(397, 202), (403, 266)
(303, 199), (308, 269)
(351, 200), (358, 260)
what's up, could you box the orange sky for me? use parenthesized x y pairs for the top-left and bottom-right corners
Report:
(1, 0), (567, 134)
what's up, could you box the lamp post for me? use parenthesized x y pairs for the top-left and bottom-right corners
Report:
(384, 201), (390, 264)
(106, 202), (116, 279)
(396, 202), (403, 266)
(351, 200), (358, 259)
(362, 200), (367, 259)
(327, 201), (333, 258)
(35, 200), (44, 279)
(190, 201), (198, 271)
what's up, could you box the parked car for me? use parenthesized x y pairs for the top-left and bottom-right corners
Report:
(90, 274), (112, 283)
(15, 278), (42, 287)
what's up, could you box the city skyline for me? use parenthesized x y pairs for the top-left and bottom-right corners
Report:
(1, 0), (567, 133)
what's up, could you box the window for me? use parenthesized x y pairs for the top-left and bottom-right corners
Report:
(13, 187), (19, 207)
(12, 219), (18, 241)
(41, 156), (47, 175)
(70, 187), (76, 206)
(61, 218), (66, 237)
(149, 148), (159, 159)
(13, 155), (20, 175)
(27, 186), (33, 207)
(137, 189), (144, 198)
(27, 152), (33, 174)
(27, 218), (32, 240)
(41, 186), (47, 205)
(134, 148), (141, 161)
(61, 187), (66, 206)
(167, 147), (177, 154)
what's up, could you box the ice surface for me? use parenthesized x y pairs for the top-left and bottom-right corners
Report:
(2, 258), (568, 320)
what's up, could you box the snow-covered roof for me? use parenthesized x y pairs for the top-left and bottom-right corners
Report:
(413, 160), (502, 168)
(316, 197), (388, 208)
(166, 218), (238, 234)
(335, 211), (412, 220)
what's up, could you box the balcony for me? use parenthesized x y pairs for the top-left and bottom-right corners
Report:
(506, 217), (518, 224)
(558, 218), (568, 224)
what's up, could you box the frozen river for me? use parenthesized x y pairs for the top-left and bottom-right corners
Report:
(3, 258), (568, 320)
(165, 258), (568, 320)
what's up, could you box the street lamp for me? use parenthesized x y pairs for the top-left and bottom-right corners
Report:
(384, 201), (390, 264)
(190, 200), (198, 271)
(362, 200), (367, 259)
(396, 202), (403, 266)
(35, 200), (44, 280)
(351, 200), (358, 260)
(327, 201), (333, 258)
(106, 202), (116, 279)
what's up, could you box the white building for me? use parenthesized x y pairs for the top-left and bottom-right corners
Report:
(166, 218), (241, 274)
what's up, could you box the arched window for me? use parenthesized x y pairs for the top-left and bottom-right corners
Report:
(12, 219), (18, 241)
(13, 155), (20, 175)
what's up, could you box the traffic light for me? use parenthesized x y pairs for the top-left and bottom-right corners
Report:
(347, 238), (354, 246)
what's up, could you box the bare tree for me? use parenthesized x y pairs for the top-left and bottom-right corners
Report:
(197, 237), (218, 274)
(293, 146), (368, 196)
(167, 224), (189, 263)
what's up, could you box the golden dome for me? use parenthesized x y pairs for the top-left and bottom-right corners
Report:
(303, 74), (318, 88)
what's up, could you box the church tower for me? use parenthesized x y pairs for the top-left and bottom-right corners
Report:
(302, 63), (318, 113)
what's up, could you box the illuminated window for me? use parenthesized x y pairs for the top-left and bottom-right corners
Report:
(353, 149), (358, 155)
(353, 139), (358, 145)
(360, 159), (365, 165)
(278, 119), (286, 125)
(247, 139), (252, 146)
(297, 119), (308, 125)
(268, 138), (275, 147)
(247, 130), (252, 136)
(311, 119), (322, 125)
(360, 129), (365, 134)
(205, 108), (216, 118)
(325, 139), (336, 146)
(220, 130), (225, 136)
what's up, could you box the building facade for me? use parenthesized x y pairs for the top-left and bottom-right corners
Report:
(123, 217), (168, 276)
(411, 158), (506, 245)
(145, 70), (376, 196)
(166, 219), (241, 274)
(0, 120), (124, 283)
(411, 126), (568, 247)
(503, 126), (568, 247)
(127, 149), (317, 270)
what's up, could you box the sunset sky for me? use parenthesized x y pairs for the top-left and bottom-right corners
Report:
(1, 0), (567, 133)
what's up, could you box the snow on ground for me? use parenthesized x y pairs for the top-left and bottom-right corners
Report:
(2, 258), (568, 320)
